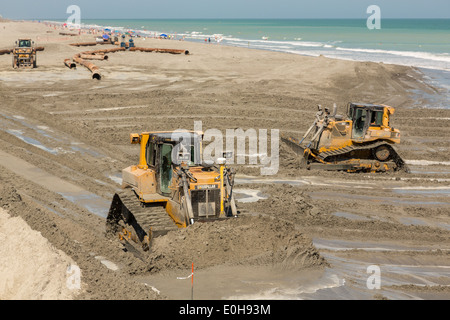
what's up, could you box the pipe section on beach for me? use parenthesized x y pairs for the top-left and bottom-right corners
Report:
(70, 42), (100, 47)
(64, 59), (76, 69)
(0, 49), (12, 55)
(60, 32), (78, 36)
(82, 48), (126, 54)
(73, 54), (101, 80)
(0, 46), (43, 55)
(68, 45), (189, 80)
(79, 54), (109, 61)
(130, 47), (189, 55)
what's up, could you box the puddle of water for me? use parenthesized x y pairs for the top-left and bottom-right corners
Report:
(312, 238), (444, 252)
(406, 160), (450, 166)
(142, 265), (328, 300)
(95, 256), (119, 271)
(235, 175), (378, 189)
(392, 187), (450, 196)
(0, 150), (110, 218)
(59, 192), (109, 218)
(42, 92), (63, 97)
(69, 143), (103, 158)
(108, 173), (123, 185)
(225, 269), (348, 300)
(332, 212), (372, 221)
(437, 223), (450, 231)
(398, 217), (430, 227)
(234, 189), (268, 203)
(309, 191), (450, 207)
(318, 253), (450, 299)
(310, 237), (450, 299)
(235, 176), (309, 187)
(397, 217), (450, 231)
(6, 129), (59, 155)
(1, 112), (106, 159)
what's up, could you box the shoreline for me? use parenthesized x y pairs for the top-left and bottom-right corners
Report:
(33, 18), (450, 72)
(24, 18), (448, 109)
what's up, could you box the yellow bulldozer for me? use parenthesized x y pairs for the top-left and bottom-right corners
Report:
(12, 38), (37, 69)
(282, 103), (409, 173)
(106, 131), (238, 252)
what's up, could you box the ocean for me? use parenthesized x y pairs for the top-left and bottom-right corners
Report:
(46, 18), (450, 107)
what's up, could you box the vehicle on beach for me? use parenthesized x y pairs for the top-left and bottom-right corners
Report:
(106, 131), (238, 253)
(12, 38), (37, 69)
(282, 103), (409, 173)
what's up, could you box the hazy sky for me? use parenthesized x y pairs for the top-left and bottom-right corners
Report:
(1, 0), (449, 19)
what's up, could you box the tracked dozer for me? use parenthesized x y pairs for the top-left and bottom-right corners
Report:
(107, 131), (238, 252)
(282, 103), (409, 173)
(12, 39), (37, 69)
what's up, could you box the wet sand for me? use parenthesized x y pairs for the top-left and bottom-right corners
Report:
(0, 20), (449, 300)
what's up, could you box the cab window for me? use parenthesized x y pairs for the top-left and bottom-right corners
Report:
(370, 111), (383, 126)
(146, 142), (156, 167)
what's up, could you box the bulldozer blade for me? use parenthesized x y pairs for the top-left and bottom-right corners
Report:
(281, 135), (310, 168)
(281, 135), (305, 156)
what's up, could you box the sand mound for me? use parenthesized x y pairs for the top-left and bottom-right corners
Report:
(146, 215), (327, 273)
(0, 208), (81, 300)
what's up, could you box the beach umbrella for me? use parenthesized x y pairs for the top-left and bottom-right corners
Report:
(102, 34), (110, 40)
(160, 34), (168, 38)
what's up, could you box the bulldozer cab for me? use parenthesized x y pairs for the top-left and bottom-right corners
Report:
(348, 103), (386, 140)
(142, 132), (202, 196)
(16, 39), (33, 47)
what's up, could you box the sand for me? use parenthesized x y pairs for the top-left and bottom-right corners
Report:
(0, 21), (449, 300)
(0, 207), (79, 299)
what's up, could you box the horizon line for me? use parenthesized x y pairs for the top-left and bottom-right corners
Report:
(14, 17), (450, 21)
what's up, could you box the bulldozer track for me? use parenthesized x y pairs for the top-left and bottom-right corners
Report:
(317, 140), (387, 160)
(316, 140), (408, 171)
(108, 188), (178, 247)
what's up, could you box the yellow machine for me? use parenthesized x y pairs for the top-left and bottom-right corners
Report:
(12, 39), (37, 69)
(106, 131), (237, 251)
(282, 103), (409, 172)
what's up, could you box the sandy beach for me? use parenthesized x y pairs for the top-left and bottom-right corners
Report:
(0, 20), (449, 300)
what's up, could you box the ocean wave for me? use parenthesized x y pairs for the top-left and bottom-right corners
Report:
(225, 37), (325, 48)
(336, 47), (450, 63)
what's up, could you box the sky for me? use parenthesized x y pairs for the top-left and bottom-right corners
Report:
(1, 0), (449, 20)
